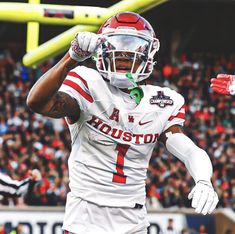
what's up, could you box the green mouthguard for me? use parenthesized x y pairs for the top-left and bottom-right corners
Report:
(126, 73), (144, 105)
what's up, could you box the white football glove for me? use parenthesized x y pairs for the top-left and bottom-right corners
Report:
(188, 180), (219, 215)
(69, 32), (105, 62)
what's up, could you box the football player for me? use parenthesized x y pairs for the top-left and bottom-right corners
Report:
(27, 12), (219, 234)
(210, 74), (235, 95)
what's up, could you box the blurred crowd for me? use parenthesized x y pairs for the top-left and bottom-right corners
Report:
(0, 50), (234, 211)
(146, 53), (235, 211)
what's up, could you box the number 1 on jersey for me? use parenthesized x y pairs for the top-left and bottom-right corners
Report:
(112, 143), (130, 184)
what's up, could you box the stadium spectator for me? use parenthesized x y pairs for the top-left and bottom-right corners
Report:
(26, 11), (218, 234)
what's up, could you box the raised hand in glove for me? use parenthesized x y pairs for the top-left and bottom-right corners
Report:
(188, 180), (219, 215)
(210, 74), (235, 95)
(69, 32), (105, 62)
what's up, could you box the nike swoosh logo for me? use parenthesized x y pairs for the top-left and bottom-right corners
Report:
(139, 120), (153, 126)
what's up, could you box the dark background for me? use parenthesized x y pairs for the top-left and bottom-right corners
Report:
(0, 0), (235, 59)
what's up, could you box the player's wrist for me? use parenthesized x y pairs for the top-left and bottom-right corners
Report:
(197, 180), (212, 188)
(67, 51), (79, 66)
(69, 47), (85, 62)
(59, 52), (78, 72)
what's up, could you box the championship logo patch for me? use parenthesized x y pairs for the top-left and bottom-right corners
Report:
(149, 91), (174, 107)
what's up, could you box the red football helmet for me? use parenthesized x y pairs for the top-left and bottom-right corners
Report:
(96, 12), (160, 89)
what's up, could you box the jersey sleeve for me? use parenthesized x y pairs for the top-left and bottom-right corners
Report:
(0, 173), (32, 197)
(162, 92), (186, 132)
(59, 66), (94, 111)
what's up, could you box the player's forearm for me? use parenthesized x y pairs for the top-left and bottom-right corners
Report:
(27, 52), (77, 113)
(165, 133), (213, 183)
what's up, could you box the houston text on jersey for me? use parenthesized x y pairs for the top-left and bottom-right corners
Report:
(87, 115), (159, 144)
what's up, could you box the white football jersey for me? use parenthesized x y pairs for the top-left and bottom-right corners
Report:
(59, 66), (185, 208)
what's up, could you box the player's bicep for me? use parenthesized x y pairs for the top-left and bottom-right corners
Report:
(159, 124), (184, 145)
(43, 91), (80, 121)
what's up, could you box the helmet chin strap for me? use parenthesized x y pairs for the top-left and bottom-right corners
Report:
(126, 73), (144, 105)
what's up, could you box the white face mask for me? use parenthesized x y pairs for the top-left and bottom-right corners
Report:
(96, 30), (160, 89)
